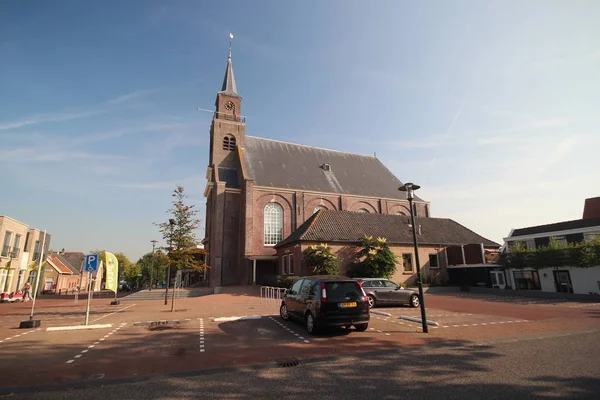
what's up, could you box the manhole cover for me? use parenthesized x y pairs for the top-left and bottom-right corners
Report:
(275, 358), (300, 368)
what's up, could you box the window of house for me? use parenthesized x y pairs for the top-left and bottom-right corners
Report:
(429, 254), (439, 269)
(313, 205), (327, 214)
(402, 253), (413, 272)
(12, 234), (22, 256)
(513, 270), (541, 290)
(289, 256), (294, 274)
(281, 255), (288, 275)
(222, 135), (236, 151)
(357, 208), (369, 213)
(33, 240), (41, 261)
(2, 231), (12, 257)
(264, 203), (283, 245)
(395, 211), (406, 216)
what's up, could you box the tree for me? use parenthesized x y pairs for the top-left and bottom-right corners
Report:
(347, 236), (397, 279)
(136, 251), (169, 288)
(122, 262), (141, 288)
(303, 243), (339, 275)
(155, 186), (203, 271)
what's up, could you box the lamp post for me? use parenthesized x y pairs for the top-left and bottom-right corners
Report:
(398, 183), (429, 333)
(150, 240), (158, 291)
(164, 219), (175, 305)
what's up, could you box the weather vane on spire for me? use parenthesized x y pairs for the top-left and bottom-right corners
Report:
(228, 33), (234, 60)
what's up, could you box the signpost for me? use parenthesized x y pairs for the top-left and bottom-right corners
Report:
(84, 254), (99, 326)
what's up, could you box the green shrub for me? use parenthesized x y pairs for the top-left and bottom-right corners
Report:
(303, 244), (339, 275)
(276, 275), (300, 288)
(351, 236), (398, 278)
(500, 237), (600, 269)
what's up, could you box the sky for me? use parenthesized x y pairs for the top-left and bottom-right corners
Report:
(1, 1), (599, 261)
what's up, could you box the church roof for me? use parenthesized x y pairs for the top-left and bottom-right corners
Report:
(275, 210), (499, 248)
(242, 136), (423, 201)
(219, 46), (238, 95)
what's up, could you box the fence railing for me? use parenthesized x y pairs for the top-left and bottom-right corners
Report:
(260, 286), (287, 306)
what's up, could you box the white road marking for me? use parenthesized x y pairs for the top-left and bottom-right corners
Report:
(66, 360), (74, 364)
(91, 304), (136, 323)
(74, 355), (82, 358)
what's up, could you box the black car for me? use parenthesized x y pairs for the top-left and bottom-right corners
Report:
(280, 276), (370, 334)
(357, 278), (420, 308)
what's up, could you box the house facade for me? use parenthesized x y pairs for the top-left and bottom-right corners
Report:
(0, 216), (51, 294)
(204, 45), (431, 288)
(274, 210), (499, 286)
(503, 202), (600, 295)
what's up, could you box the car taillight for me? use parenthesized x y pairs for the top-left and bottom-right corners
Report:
(321, 281), (327, 303)
(357, 281), (369, 302)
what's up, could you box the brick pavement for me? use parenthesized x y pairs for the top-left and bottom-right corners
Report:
(1, 288), (599, 393)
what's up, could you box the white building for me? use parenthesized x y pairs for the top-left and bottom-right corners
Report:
(502, 197), (600, 295)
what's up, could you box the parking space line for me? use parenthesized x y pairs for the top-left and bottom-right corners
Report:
(0, 328), (40, 344)
(65, 322), (127, 364)
(267, 317), (310, 343)
(199, 318), (205, 353)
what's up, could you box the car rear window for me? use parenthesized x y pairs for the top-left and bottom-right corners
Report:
(325, 281), (363, 302)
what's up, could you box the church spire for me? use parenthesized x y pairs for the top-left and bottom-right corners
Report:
(220, 33), (238, 95)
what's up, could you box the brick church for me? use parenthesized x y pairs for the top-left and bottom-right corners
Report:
(203, 44), (440, 288)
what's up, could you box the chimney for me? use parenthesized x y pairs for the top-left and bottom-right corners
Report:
(582, 197), (600, 219)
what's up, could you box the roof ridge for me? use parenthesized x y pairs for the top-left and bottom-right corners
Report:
(515, 216), (600, 231)
(246, 135), (377, 158)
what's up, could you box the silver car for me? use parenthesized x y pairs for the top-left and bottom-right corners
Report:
(358, 278), (420, 308)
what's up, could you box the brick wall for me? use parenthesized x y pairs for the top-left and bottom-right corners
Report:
(276, 241), (449, 285)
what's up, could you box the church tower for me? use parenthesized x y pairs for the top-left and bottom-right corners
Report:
(205, 36), (245, 288)
(209, 39), (245, 169)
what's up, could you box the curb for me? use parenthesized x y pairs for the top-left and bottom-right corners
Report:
(46, 324), (113, 331)
(399, 315), (440, 327)
(370, 310), (392, 317)
(212, 315), (262, 322)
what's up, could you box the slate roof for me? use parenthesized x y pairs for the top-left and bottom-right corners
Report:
(509, 216), (600, 238)
(220, 48), (238, 95)
(276, 210), (499, 248)
(218, 167), (240, 188)
(242, 136), (424, 201)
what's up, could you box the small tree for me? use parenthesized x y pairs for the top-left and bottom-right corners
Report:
(349, 236), (397, 279)
(137, 251), (169, 288)
(155, 186), (202, 271)
(303, 243), (339, 275)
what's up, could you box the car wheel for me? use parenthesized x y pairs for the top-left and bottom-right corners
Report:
(410, 294), (420, 308)
(280, 303), (290, 320)
(367, 295), (376, 308)
(305, 313), (317, 335)
(355, 323), (368, 332)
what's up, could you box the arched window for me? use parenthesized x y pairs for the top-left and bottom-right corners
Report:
(313, 205), (327, 214)
(223, 135), (236, 151)
(395, 211), (406, 216)
(264, 203), (283, 245)
(357, 208), (369, 213)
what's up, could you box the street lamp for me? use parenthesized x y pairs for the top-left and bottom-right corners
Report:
(164, 219), (175, 305)
(398, 182), (429, 334)
(150, 240), (158, 291)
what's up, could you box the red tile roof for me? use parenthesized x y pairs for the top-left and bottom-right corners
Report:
(48, 256), (73, 274)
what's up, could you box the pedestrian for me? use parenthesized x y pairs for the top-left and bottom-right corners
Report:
(23, 282), (32, 302)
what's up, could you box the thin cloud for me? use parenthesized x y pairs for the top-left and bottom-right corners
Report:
(105, 87), (162, 105)
(0, 147), (129, 163)
(0, 110), (106, 131)
(429, 97), (466, 169)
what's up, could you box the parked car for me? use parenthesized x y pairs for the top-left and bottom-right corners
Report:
(357, 278), (420, 308)
(279, 275), (370, 334)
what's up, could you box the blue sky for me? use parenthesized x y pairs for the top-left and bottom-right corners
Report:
(1, 1), (599, 261)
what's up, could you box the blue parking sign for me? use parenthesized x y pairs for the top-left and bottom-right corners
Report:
(84, 254), (99, 272)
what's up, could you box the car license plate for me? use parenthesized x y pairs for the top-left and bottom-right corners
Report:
(339, 302), (357, 308)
